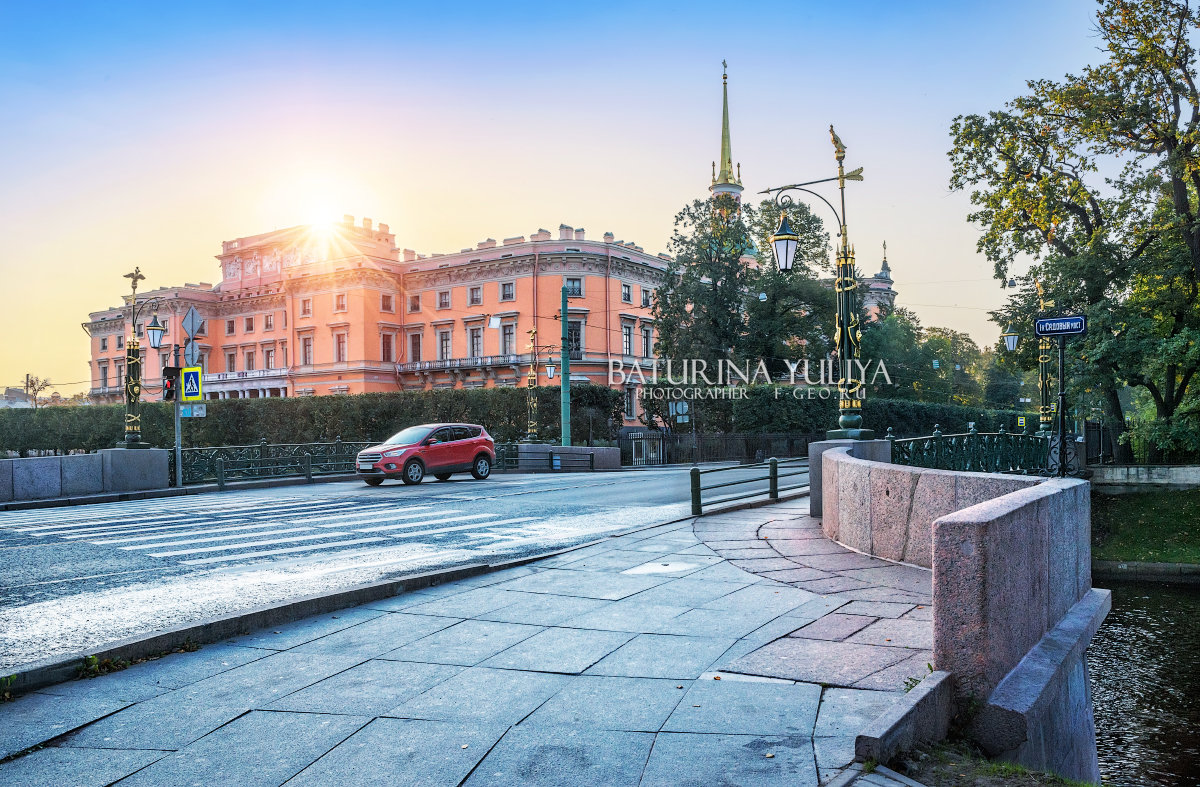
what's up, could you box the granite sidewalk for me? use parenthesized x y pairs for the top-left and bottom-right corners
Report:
(0, 498), (933, 786)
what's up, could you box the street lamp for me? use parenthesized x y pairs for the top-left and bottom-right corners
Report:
(119, 267), (165, 448)
(1000, 325), (1020, 353)
(764, 125), (872, 439)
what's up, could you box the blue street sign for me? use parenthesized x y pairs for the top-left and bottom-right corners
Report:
(181, 367), (203, 401)
(1034, 315), (1087, 337)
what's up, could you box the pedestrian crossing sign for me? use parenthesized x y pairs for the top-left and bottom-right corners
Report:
(1017, 415), (1026, 428)
(181, 367), (203, 402)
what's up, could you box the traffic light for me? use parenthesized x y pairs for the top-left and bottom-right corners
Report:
(161, 366), (181, 402)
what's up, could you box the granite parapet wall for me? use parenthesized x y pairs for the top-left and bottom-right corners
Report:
(0, 448), (168, 502)
(819, 446), (1040, 568)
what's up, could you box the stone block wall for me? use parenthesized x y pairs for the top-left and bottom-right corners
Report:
(0, 449), (169, 502)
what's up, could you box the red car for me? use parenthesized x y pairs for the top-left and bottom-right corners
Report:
(356, 423), (496, 486)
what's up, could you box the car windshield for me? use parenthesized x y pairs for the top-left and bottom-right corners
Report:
(383, 426), (434, 446)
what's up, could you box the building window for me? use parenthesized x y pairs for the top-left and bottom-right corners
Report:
(97, 362), (108, 388)
(115, 360), (124, 381)
(641, 326), (653, 357)
(500, 282), (515, 301)
(135, 322), (143, 338)
(564, 277), (583, 297)
(225, 351), (236, 372)
(567, 320), (582, 360)
(410, 333), (422, 363)
(642, 289), (652, 308)
(438, 291), (451, 309)
(624, 388), (635, 418)
(301, 298), (312, 317)
(438, 330), (451, 360)
(264, 314), (274, 331)
(244, 350), (255, 372)
(335, 293), (347, 312)
(622, 325), (632, 356)
(382, 294), (394, 313)
(621, 283), (631, 303)
(468, 286), (482, 306)
(278, 343), (286, 367)
(381, 333), (394, 363)
(196, 319), (208, 336)
(116, 335), (124, 349)
(501, 324), (515, 355)
(99, 337), (108, 352)
(244, 316), (254, 333)
(334, 333), (347, 363)
(468, 327), (483, 358)
(408, 294), (420, 312)
(160, 352), (170, 372)
(264, 348), (275, 369)
(301, 336), (313, 365)
(225, 319), (235, 336)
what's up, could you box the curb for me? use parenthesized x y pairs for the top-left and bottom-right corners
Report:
(855, 671), (954, 766)
(1092, 558), (1200, 584)
(5, 484), (810, 696)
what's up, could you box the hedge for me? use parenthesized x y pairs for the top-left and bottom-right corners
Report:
(0, 384), (1034, 456)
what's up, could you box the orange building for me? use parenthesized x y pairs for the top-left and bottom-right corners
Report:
(83, 217), (668, 422)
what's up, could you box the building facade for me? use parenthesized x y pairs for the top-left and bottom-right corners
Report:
(83, 218), (667, 423)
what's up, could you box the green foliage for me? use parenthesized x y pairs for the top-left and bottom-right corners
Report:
(0, 384), (626, 454)
(1092, 489), (1200, 563)
(949, 0), (1200, 460)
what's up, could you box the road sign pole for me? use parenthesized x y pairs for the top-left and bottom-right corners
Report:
(173, 345), (182, 487)
(560, 286), (571, 447)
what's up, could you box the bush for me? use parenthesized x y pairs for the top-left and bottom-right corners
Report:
(0, 384), (626, 454)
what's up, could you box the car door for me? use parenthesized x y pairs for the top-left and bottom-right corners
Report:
(447, 426), (474, 469)
(422, 427), (457, 470)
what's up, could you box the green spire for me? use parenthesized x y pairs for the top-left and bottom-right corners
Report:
(711, 61), (742, 192)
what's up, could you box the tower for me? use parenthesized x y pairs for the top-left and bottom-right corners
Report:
(710, 61), (743, 201)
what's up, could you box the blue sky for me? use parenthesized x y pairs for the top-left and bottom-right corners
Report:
(0, 0), (1103, 392)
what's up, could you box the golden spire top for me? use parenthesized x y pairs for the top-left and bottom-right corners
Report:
(711, 61), (742, 191)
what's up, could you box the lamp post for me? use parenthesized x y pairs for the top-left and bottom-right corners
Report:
(119, 268), (165, 447)
(763, 125), (872, 439)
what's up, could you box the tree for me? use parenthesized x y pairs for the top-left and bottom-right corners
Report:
(24, 375), (52, 410)
(948, 0), (1200, 460)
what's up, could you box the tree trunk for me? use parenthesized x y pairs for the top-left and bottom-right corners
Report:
(1102, 383), (1134, 464)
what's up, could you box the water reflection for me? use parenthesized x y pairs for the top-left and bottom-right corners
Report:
(1088, 581), (1200, 786)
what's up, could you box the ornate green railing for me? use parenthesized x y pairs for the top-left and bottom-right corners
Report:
(175, 438), (375, 487)
(888, 425), (1050, 475)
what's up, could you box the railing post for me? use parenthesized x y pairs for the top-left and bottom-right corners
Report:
(303, 452), (313, 483)
(589, 452), (595, 470)
(768, 457), (779, 501)
(215, 458), (226, 490)
(690, 467), (702, 516)
(886, 427), (896, 462)
(548, 450), (555, 470)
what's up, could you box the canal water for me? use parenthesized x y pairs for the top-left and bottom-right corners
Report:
(1088, 581), (1200, 786)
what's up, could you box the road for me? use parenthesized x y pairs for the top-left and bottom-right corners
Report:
(0, 464), (807, 672)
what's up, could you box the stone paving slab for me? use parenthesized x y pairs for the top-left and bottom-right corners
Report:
(0, 498), (934, 786)
(115, 709), (369, 787)
(0, 745), (167, 787)
(464, 724), (654, 786)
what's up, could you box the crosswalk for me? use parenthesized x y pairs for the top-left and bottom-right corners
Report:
(0, 494), (545, 567)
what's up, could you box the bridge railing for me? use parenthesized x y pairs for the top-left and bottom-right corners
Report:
(888, 425), (1050, 475)
(173, 438), (375, 486)
(689, 457), (810, 516)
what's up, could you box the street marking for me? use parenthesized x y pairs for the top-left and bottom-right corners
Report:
(353, 513), (490, 533)
(380, 517), (540, 540)
(90, 521), (306, 544)
(39, 502), (395, 537)
(119, 527), (311, 550)
(179, 537), (390, 564)
(147, 531), (352, 557)
(285, 506), (437, 526)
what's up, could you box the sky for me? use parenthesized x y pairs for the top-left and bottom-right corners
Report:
(0, 0), (1104, 395)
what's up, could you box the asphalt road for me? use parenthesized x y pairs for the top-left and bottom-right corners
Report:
(0, 464), (807, 671)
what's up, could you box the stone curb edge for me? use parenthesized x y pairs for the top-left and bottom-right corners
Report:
(855, 670), (954, 767)
(1092, 558), (1200, 584)
(4, 483), (810, 698)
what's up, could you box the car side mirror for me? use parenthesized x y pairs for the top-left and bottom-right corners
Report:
(423, 438), (438, 445)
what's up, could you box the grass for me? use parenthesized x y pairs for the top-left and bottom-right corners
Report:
(898, 740), (1095, 787)
(1091, 489), (1200, 564)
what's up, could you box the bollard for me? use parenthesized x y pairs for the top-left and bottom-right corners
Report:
(303, 453), (313, 483)
(690, 466), (702, 516)
(215, 458), (226, 491)
(769, 457), (779, 501)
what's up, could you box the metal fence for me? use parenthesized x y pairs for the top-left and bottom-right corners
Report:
(888, 425), (1050, 475)
(618, 432), (820, 467)
(689, 457), (810, 515)
(174, 438), (374, 487)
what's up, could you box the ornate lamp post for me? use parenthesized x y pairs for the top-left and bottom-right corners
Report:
(764, 125), (872, 439)
(120, 268), (166, 447)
